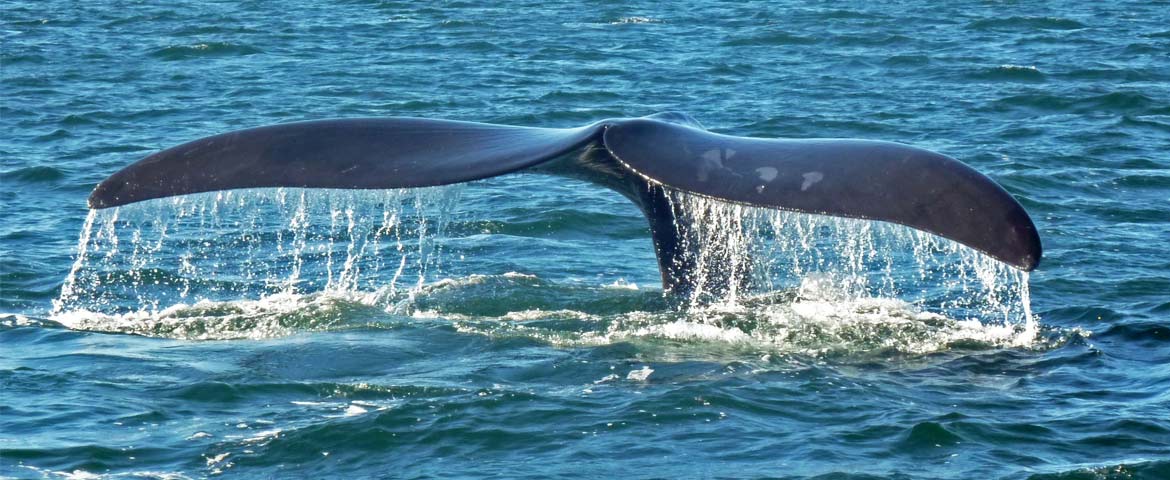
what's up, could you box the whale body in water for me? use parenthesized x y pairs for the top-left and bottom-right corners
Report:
(88, 112), (1041, 297)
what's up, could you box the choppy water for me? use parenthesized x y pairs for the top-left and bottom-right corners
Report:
(3, 1), (1169, 479)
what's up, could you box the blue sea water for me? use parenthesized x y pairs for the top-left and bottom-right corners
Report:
(3, 1), (1170, 478)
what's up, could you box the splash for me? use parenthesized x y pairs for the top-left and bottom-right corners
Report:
(53, 186), (462, 318)
(51, 182), (1039, 352)
(660, 189), (1036, 342)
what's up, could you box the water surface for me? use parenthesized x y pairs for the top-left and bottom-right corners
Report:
(3, 1), (1169, 478)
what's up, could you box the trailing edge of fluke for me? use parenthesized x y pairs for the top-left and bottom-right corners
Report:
(89, 112), (1041, 295)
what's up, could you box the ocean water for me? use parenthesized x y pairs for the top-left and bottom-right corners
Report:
(3, 1), (1169, 478)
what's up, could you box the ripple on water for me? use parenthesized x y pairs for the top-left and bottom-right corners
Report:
(895, 421), (963, 453)
(0, 53), (47, 65)
(1, 165), (67, 183)
(148, 42), (262, 61)
(721, 31), (819, 47)
(966, 64), (1047, 83)
(990, 91), (1157, 115)
(967, 16), (1088, 31)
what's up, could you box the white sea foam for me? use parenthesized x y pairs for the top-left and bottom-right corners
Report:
(610, 16), (661, 25)
(501, 309), (594, 321)
(18, 465), (193, 480)
(626, 366), (654, 381)
(50, 291), (366, 340)
(241, 429), (282, 445)
(604, 278), (640, 290)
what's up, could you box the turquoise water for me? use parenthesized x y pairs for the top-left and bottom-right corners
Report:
(3, 1), (1170, 478)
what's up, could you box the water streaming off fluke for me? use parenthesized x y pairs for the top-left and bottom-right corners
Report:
(52, 180), (1039, 353)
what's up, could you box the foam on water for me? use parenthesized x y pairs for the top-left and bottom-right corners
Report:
(16, 465), (192, 480)
(448, 277), (1045, 358)
(51, 185), (1040, 355)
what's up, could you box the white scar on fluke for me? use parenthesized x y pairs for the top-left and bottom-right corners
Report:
(801, 171), (824, 191)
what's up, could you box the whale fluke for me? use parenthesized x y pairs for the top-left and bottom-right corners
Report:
(88, 118), (600, 209)
(603, 119), (1041, 272)
(89, 113), (1041, 295)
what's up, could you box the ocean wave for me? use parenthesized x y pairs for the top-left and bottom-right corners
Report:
(721, 31), (819, 47)
(607, 17), (662, 25)
(991, 91), (1157, 115)
(967, 16), (1088, 31)
(1025, 460), (1170, 480)
(148, 42), (262, 61)
(1, 165), (67, 183)
(967, 64), (1047, 83)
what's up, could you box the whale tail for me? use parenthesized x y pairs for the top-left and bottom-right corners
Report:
(89, 114), (1041, 294)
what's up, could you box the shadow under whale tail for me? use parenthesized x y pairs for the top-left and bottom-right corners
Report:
(89, 114), (1041, 296)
